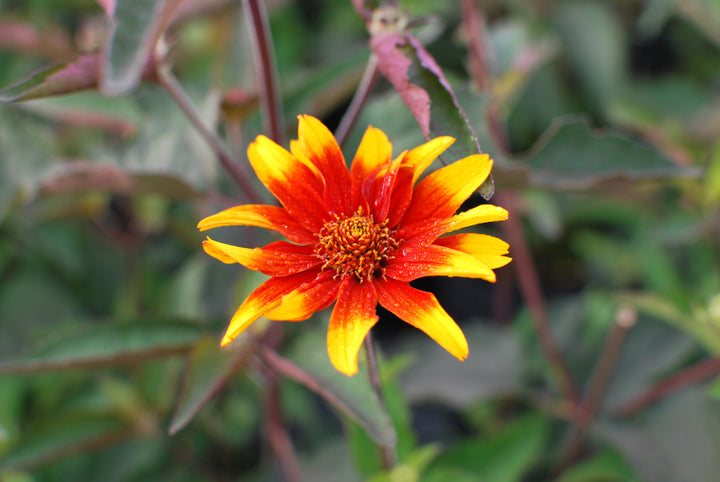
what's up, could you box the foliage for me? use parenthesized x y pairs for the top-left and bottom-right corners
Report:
(0, 0), (719, 480)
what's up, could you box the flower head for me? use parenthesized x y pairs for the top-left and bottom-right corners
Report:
(198, 115), (510, 376)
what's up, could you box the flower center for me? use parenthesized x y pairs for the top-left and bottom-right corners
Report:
(315, 210), (399, 282)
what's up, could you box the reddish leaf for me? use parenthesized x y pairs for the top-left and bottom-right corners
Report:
(0, 55), (102, 102)
(367, 7), (494, 199)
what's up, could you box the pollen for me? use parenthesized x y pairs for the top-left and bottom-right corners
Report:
(316, 209), (399, 281)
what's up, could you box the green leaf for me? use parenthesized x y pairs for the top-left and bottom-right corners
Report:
(595, 389), (720, 482)
(430, 413), (549, 482)
(100, 0), (181, 95)
(559, 449), (640, 482)
(168, 335), (254, 434)
(553, 1), (626, 118)
(276, 322), (397, 448)
(0, 415), (129, 471)
(366, 444), (439, 482)
(0, 320), (203, 374)
(616, 292), (720, 355)
(399, 323), (524, 408)
(520, 118), (700, 189)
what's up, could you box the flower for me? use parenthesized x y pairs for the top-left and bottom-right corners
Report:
(198, 115), (510, 376)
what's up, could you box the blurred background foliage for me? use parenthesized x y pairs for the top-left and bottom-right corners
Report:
(0, 0), (719, 480)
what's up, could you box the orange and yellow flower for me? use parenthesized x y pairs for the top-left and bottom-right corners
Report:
(198, 115), (510, 376)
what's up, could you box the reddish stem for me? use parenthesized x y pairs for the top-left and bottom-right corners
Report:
(156, 67), (264, 203)
(243, 0), (284, 144)
(558, 307), (636, 466)
(364, 331), (396, 470)
(498, 192), (579, 404)
(335, 54), (379, 147)
(614, 356), (720, 417)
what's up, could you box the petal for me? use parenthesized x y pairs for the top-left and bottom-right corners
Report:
(248, 135), (328, 231)
(221, 269), (321, 346)
(434, 233), (512, 269)
(398, 204), (509, 248)
(386, 164), (414, 228)
(401, 136), (455, 184)
(385, 244), (496, 282)
(375, 278), (468, 361)
(265, 271), (339, 321)
(371, 155), (403, 223)
(296, 115), (353, 216)
(350, 126), (392, 209)
(402, 154), (493, 225)
(203, 237), (319, 277)
(438, 204), (509, 234)
(327, 278), (379, 376)
(197, 204), (315, 244)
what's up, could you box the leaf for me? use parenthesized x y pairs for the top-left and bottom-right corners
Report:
(514, 118), (700, 190)
(100, 0), (181, 96)
(0, 55), (103, 103)
(367, 7), (494, 199)
(0, 320), (203, 375)
(430, 414), (549, 482)
(398, 323), (524, 408)
(595, 388), (720, 482)
(616, 292), (720, 355)
(266, 322), (397, 448)
(168, 335), (254, 434)
(553, 1), (626, 118)
(0, 415), (129, 471)
(558, 449), (640, 482)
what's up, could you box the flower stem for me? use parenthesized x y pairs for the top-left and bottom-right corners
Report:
(156, 66), (264, 204)
(243, 0), (284, 144)
(335, 54), (379, 147)
(364, 331), (396, 471)
(558, 306), (636, 467)
(614, 356), (720, 416)
(498, 192), (580, 405)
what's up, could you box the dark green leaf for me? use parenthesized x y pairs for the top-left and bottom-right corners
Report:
(596, 389), (720, 482)
(399, 323), (524, 408)
(517, 118), (700, 189)
(0, 320), (203, 374)
(168, 335), (254, 434)
(273, 321), (396, 448)
(0, 415), (129, 471)
(430, 413), (549, 482)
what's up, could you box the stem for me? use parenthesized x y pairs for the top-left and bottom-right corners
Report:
(243, 0), (284, 144)
(156, 67), (264, 204)
(461, 0), (490, 91)
(614, 356), (720, 417)
(558, 306), (636, 466)
(335, 54), (379, 147)
(364, 331), (396, 471)
(264, 380), (301, 482)
(497, 192), (579, 404)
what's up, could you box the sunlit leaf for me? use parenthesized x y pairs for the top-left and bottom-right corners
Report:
(0, 320), (203, 374)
